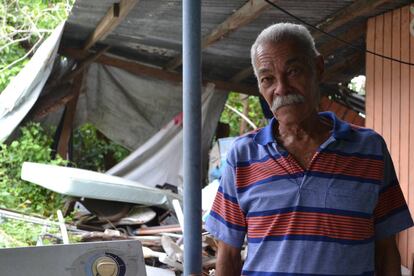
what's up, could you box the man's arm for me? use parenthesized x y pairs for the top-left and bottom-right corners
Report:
(215, 241), (242, 276)
(375, 235), (401, 276)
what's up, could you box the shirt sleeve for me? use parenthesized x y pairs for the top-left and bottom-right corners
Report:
(374, 141), (414, 239)
(205, 153), (247, 248)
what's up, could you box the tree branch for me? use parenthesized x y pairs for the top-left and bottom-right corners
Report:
(0, 34), (43, 73)
(0, 36), (31, 53)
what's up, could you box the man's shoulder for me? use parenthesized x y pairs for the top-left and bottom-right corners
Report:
(347, 124), (385, 144)
(232, 128), (263, 149)
(226, 128), (266, 163)
(339, 124), (387, 156)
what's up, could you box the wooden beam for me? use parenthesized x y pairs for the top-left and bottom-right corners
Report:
(55, 46), (110, 87)
(56, 73), (84, 159)
(30, 47), (109, 119)
(317, 22), (366, 57)
(313, 0), (392, 40)
(82, 0), (139, 51)
(165, 0), (270, 71)
(229, 0), (391, 83)
(230, 67), (255, 83)
(30, 83), (74, 119)
(227, 23), (365, 85)
(323, 51), (364, 82)
(42, 46), (110, 95)
(60, 47), (259, 96)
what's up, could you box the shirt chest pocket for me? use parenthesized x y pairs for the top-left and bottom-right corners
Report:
(325, 185), (377, 215)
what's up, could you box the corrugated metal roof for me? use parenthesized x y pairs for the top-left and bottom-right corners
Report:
(60, 0), (412, 102)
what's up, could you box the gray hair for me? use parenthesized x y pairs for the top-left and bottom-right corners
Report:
(250, 23), (320, 78)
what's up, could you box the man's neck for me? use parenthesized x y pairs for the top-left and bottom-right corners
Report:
(275, 112), (331, 146)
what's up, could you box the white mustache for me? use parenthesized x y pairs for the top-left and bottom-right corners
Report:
(271, 94), (305, 113)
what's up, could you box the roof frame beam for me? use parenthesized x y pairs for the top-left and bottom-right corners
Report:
(56, 46), (110, 87)
(323, 51), (364, 82)
(230, 0), (392, 83)
(30, 83), (73, 119)
(60, 47), (259, 96)
(165, 0), (270, 71)
(313, 0), (392, 40)
(82, 0), (139, 51)
(317, 22), (365, 57)
(230, 21), (365, 85)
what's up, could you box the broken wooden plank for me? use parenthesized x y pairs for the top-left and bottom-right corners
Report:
(60, 47), (260, 96)
(46, 45), (110, 91)
(134, 224), (183, 235)
(83, 0), (139, 51)
(56, 72), (84, 159)
(30, 83), (73, 119)
(81, 231), (163, 247)
(28, 47), (109, 119)
(165, 0), (270, 71)
(60, 46), (110, 86)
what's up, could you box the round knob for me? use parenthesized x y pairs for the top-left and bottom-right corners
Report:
(92, 256), (119, 276)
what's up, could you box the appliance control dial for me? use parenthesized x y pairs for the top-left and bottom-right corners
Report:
(93, 256), (119, 276)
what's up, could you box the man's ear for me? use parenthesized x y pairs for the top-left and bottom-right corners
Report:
(314, 55), (324, 81)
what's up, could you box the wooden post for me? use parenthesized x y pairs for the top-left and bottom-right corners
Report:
(56, 73), (84, 159)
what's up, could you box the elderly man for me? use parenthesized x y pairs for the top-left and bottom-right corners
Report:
(205, 23), (413, 275)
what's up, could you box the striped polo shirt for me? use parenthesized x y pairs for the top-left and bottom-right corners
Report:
(205, 111), (413, 276)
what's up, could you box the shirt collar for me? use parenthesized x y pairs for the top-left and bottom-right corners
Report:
(319, 111), (353, 140)
(253, 111), (353, 146)
(253, 117), (277, 145)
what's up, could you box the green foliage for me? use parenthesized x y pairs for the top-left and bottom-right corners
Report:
(73, 124), (130, 172)
(0, 218), (80, 248)
(0, 0), (73, 92)
(220, 92), (267, 137)
(0, 123), (67, 216)
(0, 219), (42, 247)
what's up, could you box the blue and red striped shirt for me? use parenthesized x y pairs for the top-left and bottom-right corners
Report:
(205, 112), (413, 275)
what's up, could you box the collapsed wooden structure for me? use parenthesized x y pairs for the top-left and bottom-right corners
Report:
(6, 0), (414, 271)
(28, 0), (405, 155)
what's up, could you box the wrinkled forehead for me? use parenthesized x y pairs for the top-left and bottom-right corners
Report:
(255, 41), (310, 69)
(259, 38), (310, 56)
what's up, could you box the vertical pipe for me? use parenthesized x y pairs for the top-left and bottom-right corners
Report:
(183, 0), (202, 275)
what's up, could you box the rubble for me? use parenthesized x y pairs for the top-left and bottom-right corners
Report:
(16, 138), (240, 274)
(0, 201), (221, 274)
(77, 214), (219, 275)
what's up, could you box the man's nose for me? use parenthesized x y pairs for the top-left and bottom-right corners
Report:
(273, 76), (290, 96)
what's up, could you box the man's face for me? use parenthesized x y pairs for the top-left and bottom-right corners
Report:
(254, 40), (323, 124)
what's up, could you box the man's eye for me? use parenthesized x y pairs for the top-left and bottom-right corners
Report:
(287, 68), (300, 76)
(260, 76), (273, 84)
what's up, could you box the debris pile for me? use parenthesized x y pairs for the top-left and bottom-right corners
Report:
(67, 195), (220, 275)
(17, 137), (239, 275)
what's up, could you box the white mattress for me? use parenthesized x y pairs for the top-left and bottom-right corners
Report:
(21, 162), (181, 208)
